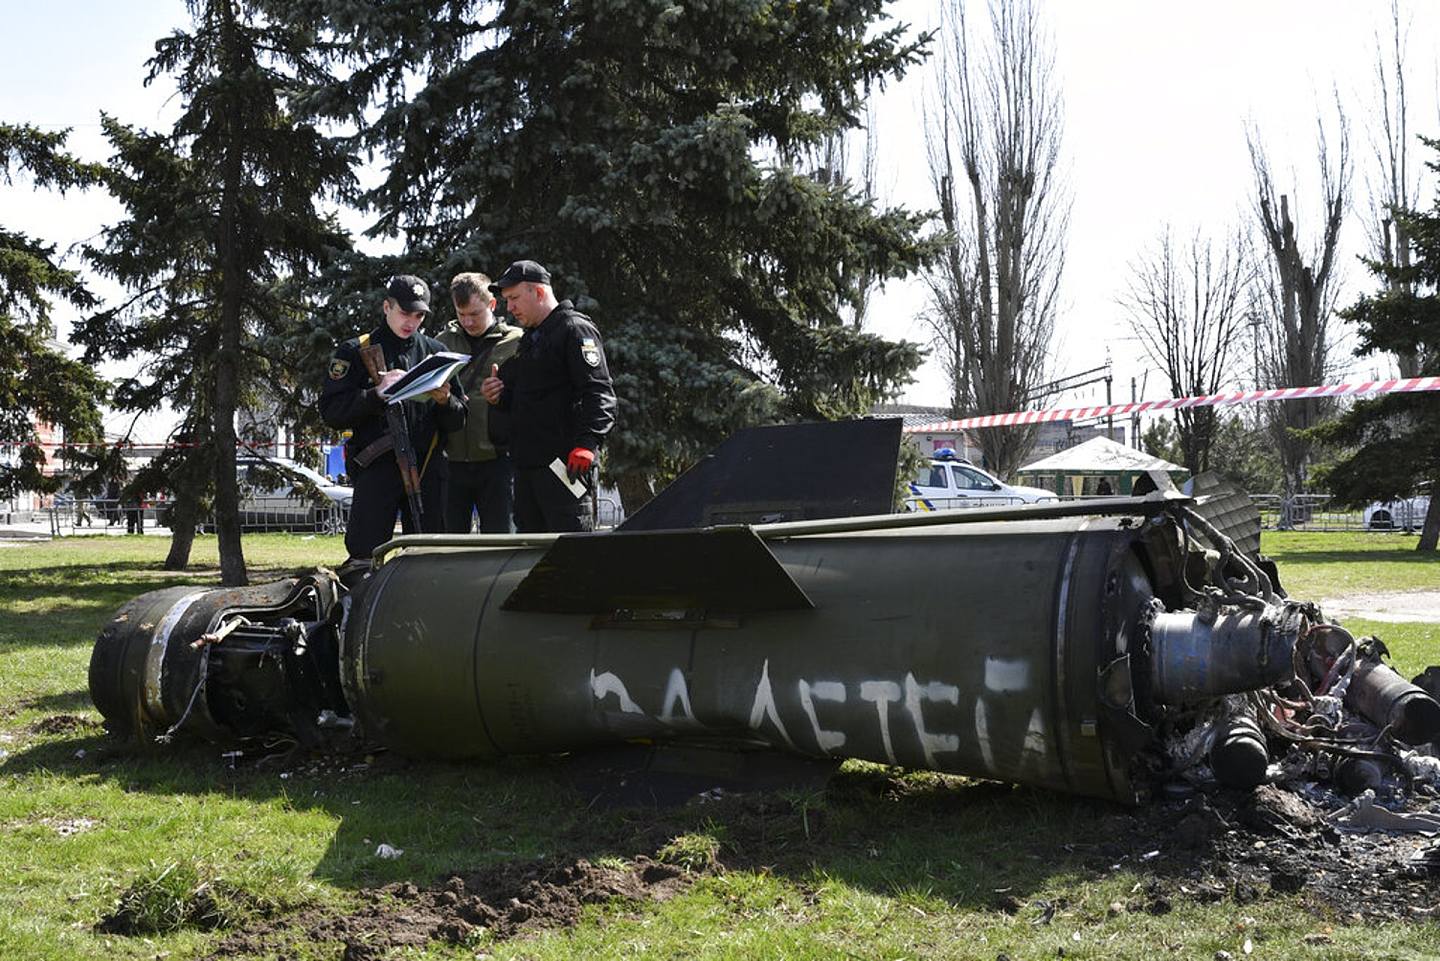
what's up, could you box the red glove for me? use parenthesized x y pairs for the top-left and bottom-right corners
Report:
(565, 447), (595, 481)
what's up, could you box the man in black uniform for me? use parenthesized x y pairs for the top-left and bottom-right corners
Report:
(320, 275), (467, 561)
(479, 260), (615, 532)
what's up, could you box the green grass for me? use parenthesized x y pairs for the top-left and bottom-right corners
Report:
(1262, 530), (1440, 597)
(1334, 621), (1437, 681)
(1, 532), (1437, 959)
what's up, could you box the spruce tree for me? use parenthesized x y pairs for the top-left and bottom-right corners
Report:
(1312, 136), (1440, 552)
(80, 0), (354, 581)
(0, 124), (107, 500)
(301, 0), (934, 505)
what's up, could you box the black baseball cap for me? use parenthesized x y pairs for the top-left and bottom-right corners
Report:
(488, 260), (551, 294)
(386, 274), (431, 313)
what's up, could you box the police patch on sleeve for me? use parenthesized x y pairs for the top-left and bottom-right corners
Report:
(580, 337), (601, 368)
(329, 357), (351, 380)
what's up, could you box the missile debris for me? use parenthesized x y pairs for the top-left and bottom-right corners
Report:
(86, 421), (1440, 805)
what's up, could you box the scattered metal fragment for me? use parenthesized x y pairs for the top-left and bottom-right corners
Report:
(1329, 793), (1440, 834)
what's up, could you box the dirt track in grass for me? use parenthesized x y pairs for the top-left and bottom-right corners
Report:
(1320, 589), (1440, 623)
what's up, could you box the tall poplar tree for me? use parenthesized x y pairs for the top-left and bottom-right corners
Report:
(80, 0), (354, 582)
(922, 0), (1068, 481)
(299, 0), (934, 506)
(0, 124), (107, 500)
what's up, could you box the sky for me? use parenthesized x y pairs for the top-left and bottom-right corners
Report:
(868, 0), (1440, 408)
(3, 0), (1439, 438)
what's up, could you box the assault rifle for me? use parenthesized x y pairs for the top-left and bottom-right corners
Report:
(358, 344), (425, 529)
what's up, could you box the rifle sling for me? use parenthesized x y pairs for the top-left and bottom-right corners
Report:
(351, 433), (394, 468)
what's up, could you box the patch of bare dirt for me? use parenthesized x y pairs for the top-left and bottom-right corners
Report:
(163, 761), (1440, 958)
(201, 855), (688, 960)
(29, 713), (99, 735)
(1321, 589), (1440, 623)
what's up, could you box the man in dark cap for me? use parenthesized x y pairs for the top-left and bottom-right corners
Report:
(479, 260), (616, 532)
(321, 274), (467, 562)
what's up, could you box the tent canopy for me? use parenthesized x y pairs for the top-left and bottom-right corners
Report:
(1017, 436), (1186, 476)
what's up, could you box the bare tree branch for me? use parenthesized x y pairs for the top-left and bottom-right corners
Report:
(1248, 102), (1351, 493)
(921, 0), (1067, 479)
(1365, 0), (1429, 376)
(1121, 227), (1254, 474)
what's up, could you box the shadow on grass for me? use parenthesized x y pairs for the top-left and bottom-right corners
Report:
(3, 560), (312, 583)
(1265, 548), (1436, 568)
(0, 729), (1133, 913)
(0, 564), (314, 650)
(0, 577), (202, 650)
(16, 688), (94, 713)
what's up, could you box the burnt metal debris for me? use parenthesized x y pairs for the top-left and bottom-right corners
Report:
(87, 421), (1440, 810)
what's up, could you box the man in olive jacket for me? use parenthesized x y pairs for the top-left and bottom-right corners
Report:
(437, 272), (523, 532)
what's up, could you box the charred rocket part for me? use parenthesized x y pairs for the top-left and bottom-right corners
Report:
(87, 421), (1440, 805)
(88, 574), (349, 749)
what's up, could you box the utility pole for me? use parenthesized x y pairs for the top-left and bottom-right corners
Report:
(1105, 372), (1114, 440)
(1131, 377), (1140, 449)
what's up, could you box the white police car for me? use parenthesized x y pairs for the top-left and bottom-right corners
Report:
(905, 449), (1059, 511)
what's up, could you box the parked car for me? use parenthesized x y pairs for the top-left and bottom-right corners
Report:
(233, 456), (352, 533)
(162, 456), (352, 533)
(1363, 494), (1431, 532)
(906, 450), (1058, 510)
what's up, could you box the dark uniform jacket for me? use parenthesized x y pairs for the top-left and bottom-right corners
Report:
(493, 300), (616, 469)
(320, 324), (468, 472)
(436, 319), (521, 463)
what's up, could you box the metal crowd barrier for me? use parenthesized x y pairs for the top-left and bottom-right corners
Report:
(24, 492), (1412, 537)
(36, 495), (621, 537)
(1248, 494), (1375, 532)
(37, 497), (351, 536)
(45, 497), (154, 535)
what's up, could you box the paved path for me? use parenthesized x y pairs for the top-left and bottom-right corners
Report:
(0, 518), (169, 540)
(1320, 590), (1440, 623)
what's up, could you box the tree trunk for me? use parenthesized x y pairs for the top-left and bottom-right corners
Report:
(1418, 486), (1440, 553)
(163, 493), (199, 570)
(615, 470), (654, 518)
(212, 0), (248, 587)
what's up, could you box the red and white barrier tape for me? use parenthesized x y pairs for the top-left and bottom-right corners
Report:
(9, 375), (1438, 446)
(908, 376), (1440, 432)
(0, 440), (340, 449)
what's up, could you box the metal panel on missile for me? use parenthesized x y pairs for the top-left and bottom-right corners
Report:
(617, 418), (901, 530)
(500, 526), (813, 615)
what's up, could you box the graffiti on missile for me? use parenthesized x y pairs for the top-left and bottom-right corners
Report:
(589, 655), (1052, 775)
